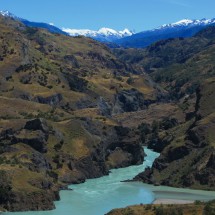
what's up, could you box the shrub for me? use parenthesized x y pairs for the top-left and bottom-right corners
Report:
(127, 77), (134, 85)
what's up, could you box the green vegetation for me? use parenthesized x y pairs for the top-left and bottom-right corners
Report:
(107, 200), (215, 215)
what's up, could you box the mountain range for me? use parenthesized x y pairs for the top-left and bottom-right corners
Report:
(115, 18), (215, 48)
(62, 27), (133, 42)
(1, 10), (215, 47)
(63, 18), (215, 46)
(0, 10), (132, 42)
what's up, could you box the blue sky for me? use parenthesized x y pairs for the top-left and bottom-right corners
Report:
(0, 0), (214, 32)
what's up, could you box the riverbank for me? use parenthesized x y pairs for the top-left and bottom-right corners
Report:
(2, 148), (159, 215)
(107, 199), (215, 215)
(153, 198), (194, 204)
(3, 149), (215, 215)
(141, 183), (215, 202)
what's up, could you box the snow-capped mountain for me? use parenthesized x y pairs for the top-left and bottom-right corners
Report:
(0, 10), (27, 22)
(115, 18), (215, 48)
(1, 10), (215, 47)
(0, 10), (133, 42)
(0, 10), (14, 17)
(0, 10), (17, 18)
(157, 18), (215, 29)
(62, 27), (133, 42)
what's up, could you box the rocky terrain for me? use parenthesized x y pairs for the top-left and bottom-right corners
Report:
(135, 78), (215, 190)
(0, 13), (215, 212)
(0, 14), (162, 211)
(119, 26), (215, 191)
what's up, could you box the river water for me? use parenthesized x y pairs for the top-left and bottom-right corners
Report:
(4, 148), (215, 215)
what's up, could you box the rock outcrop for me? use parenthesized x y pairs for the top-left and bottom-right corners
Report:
(34, 94), (63, 106)
(0, 117), (144, 211)
(135, 80), (215, 190)
(113, 89), (145, 114)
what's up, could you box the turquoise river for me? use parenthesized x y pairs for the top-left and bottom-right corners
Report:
(4, 148), (215, 215)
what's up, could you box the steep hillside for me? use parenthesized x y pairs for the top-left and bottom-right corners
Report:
(114, 26), (215, 100)
(112, 26), (215, 191)
(135, 78), (215, 190)
(0, 15), (165, 211)
(126, 26), (215, 190)
(108, 78), (215, 215)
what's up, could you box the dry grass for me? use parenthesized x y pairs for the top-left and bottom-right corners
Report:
(107, 203), (208, 215)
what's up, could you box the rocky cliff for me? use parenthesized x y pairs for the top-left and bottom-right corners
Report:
(135, 78), (215, 190)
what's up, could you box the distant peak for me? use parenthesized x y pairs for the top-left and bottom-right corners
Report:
(98, 27), (118, 35)
(173, 19), (193, 25)
(119, 28), (134, 35)
(62, 27), (133, 42)
(157, 18), (215, 30)
(0, 10), (15, 17)
(0, 10), (24, 21)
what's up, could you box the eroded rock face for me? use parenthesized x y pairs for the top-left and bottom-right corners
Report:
(106, 148), (133, 169)
(98, 97), (112, 116)
(134, 167), (154, 183)
(0, 115), (145, 212)
(113, 89), (145, 114)
(24, 118), (49, 133)
(34, 93), (63, 106)
(134, 83), (215, 190)
(58, 122), (145, 184)
(64, 74), (88, 92)
(104, 125), (145, 169)
(0, 128), (14, 141)
(0, 171), (12, 205)
(13, 119), (49, 154)
(0, 170), (59, 212)
(59, 168), (86, 184)
(13, 130), (48, 153)
(14, 119), (49, 153)
(0, 118), (145, 211)
(136, 133), (215, 189)
(5, 190), (59, 212)
(63, 55), (80, 68)
(20, 150), (51, 172)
